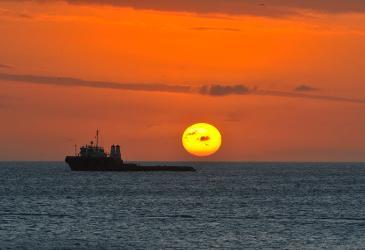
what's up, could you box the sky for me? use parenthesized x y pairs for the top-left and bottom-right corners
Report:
(1, 0), (365, 161)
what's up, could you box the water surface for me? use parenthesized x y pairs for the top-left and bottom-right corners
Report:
(0, 162), (364, 249)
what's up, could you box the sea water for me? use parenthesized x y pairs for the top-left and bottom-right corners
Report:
(0, 162), (364, 249)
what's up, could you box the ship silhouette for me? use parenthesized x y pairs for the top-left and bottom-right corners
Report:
(65, 130), (196, 172)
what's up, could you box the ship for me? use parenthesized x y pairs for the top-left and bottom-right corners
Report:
(65, 130), (196, 172)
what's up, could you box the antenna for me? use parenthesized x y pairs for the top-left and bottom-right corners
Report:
(74, 144), (77, 156)
(96, 129), (99, 148)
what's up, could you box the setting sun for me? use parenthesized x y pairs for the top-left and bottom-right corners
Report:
(182, 123), (222, 157)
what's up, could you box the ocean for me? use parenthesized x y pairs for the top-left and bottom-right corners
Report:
(0, 162), (364, 249)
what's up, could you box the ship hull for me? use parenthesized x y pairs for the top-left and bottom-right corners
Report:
(65, 156), (196, 172)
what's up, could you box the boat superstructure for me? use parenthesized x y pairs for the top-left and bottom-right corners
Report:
(65, 130), (196, 172)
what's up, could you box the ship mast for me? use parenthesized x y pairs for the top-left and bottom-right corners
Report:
(96, 129), (99, 148)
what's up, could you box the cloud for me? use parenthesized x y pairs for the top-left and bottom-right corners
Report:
(10, 0), (365, 17)
(199, 84), (365, 104)
(1, 0), (365, 18)
(0, 73), (191, 94)
(0, 64), (14, 69)
(199, 84), (251, 96)
(294, 85), (320, 92)
(255, 90), (365, 104)
(1, 72), (365, 104)
(0, 7), (32, 19)
(191, 27), (241, 32)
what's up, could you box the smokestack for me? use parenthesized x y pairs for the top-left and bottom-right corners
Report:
(115, 145), (121, 159)
(110, 145), (116, 157)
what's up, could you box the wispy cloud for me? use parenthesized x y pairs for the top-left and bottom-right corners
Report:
(294, 85), (320, 92)
(85, 0), (365, 16)
(255, 90), (365, 104)
(199, 84), (365, 104)
(0, 64), (14, 69)
(199, 84), (251, 96)
(6, 0), (365, 17)
(0, 73), (364, 104)
(191, 27), (241, 32)
(0, 73), (191, 93)
(0, 7), (32, 19)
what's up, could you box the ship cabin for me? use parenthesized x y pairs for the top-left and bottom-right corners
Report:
(80, 143), (107, 158)
(78, 130), (121, 160)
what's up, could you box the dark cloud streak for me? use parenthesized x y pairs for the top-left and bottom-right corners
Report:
(199, 84), (251, 96)
(1, 0), (365, 17)
(199, 84), (365, 104)
(294, 85), (320, 92)
(0, 73), (191, 93)
(256, 90), (365, 104)
(0, 73), (364, 104)
(71, 0), (365, 16)
(191, 27), (241, 32)
(0, 7), (33, 19)
(0, 64), (13, 69)
(18, 0), (365, 16)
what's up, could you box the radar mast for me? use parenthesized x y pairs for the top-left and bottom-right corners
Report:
(96, 129), (99, 148)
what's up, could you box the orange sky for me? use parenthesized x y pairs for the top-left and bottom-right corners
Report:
(1, 1), (365, 161)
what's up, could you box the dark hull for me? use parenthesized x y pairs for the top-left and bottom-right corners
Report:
(65, 156), (196, 172)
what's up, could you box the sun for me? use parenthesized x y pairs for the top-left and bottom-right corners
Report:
(182, 123), (222, 157)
